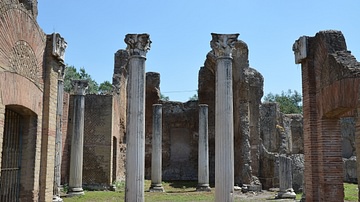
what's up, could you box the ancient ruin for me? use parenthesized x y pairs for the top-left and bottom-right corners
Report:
(1, 1), (360, 201)
(293, 30), (360, 201)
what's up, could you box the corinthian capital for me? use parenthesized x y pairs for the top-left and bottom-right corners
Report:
(210, 33), (239, 58)
(125, 33), (151, 57)
(71, 79), (89, 95)
(52, 33), (67, 62)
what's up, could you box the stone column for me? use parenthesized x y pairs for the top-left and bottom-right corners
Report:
(197, 104), (211, 192)
(125, 33), (151, 202)
(52, 33), (67, 202)
(68, 80), (88, 196)
(53, 64), (65, 202)
(276, 155), (296, 199)
(149, 104), (164, 192)
(211, 33), (239, 202)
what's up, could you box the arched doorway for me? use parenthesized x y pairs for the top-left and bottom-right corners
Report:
(0, 105), (37, 201)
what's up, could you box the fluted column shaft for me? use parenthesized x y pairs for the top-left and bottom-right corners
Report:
(197, 104), (211, 191)
(125, 33), (151, 202)
(149, 104), (164, 192)
(68, 80), (88, 196)
(211, 33), (239, 202)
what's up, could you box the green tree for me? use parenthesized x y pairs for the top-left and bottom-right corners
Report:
(263, 89), (302, 114)
(63, 65), (99, 94)
(189, 93), (198, 101)
(99, 81), (113, 94)
(160, 93), (169, 101)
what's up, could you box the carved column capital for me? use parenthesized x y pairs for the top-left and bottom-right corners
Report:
(292, 36), (307, 64)
(125, 33), (151, 57)
(71, 79), (89, 95)
(52, 33), (67, 63)
(210, 33), (239, 58)
(57, 64), (66, 81)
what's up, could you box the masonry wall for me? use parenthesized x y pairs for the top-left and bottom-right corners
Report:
(82, 95), (113, 189)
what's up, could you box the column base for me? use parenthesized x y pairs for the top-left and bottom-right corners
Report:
(52, 195), (63, 202)
(67, 187), (85, 196)
(196, 184), (211, 192)
(149, 184), (165, 192)
(275, 188), (296, 199)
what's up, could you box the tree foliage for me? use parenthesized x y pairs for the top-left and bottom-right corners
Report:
(64, 65), (110, 94)
(189, 93), (198, 101)
(99, 81), (113, 94)
(160, 93), (169, 101)
(263, 89), (302, 114)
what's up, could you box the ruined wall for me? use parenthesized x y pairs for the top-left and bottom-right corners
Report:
(161, 101), (199, 180)
(198, 40), (264, 185)
(0, 1), (64, 201)
(112, 49), (128, 182)
(294, 30), (360, 201)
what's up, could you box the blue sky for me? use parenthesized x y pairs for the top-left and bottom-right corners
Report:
(37, 1), (360, 102)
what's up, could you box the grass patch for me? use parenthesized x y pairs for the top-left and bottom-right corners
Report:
(344, 183), (358, 201)
(62, 181), (359, 201)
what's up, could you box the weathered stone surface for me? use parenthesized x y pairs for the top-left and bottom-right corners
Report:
(291, 154), (304, 193)
(343, 156), (357, 183)
(341, 117), (355, 158)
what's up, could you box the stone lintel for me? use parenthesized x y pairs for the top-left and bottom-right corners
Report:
(293, 36), (307, 64)
(210, 33), (239, 58)
(125, 33), (151, 57)
(71, 79), (88, 95)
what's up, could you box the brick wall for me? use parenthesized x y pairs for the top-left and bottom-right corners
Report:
(82, 94), (113, 188)
(295, 30), (360, 201)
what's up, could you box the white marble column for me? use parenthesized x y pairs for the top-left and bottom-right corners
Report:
(149, 104), (164, 192)
(68, 79), (88, 196)
(211, 33), (239, 202)
(125, 33), (151, 202)
(197, 104), (211, 192)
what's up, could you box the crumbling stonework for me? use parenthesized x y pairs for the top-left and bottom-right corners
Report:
(199, 39), (264, 186)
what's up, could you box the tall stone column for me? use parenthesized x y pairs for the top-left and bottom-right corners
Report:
(68, 80), (88, 196)
(149, 104), (164, 192)
(211, 33), (239, 202)
(53, 64), (65, 202)
(125, 33), (151, 202)
(197, 104), (211, 192)
(51, 33), (67, 202)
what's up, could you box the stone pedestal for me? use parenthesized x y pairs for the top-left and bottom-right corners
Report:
(125, 33), (151, 202)
(197, 104), (211, 192)
(276, 155), (296, 199)
(68, 80), (88, 196)
(211, 33), (239, 202)
(149, 104), (165, 192)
